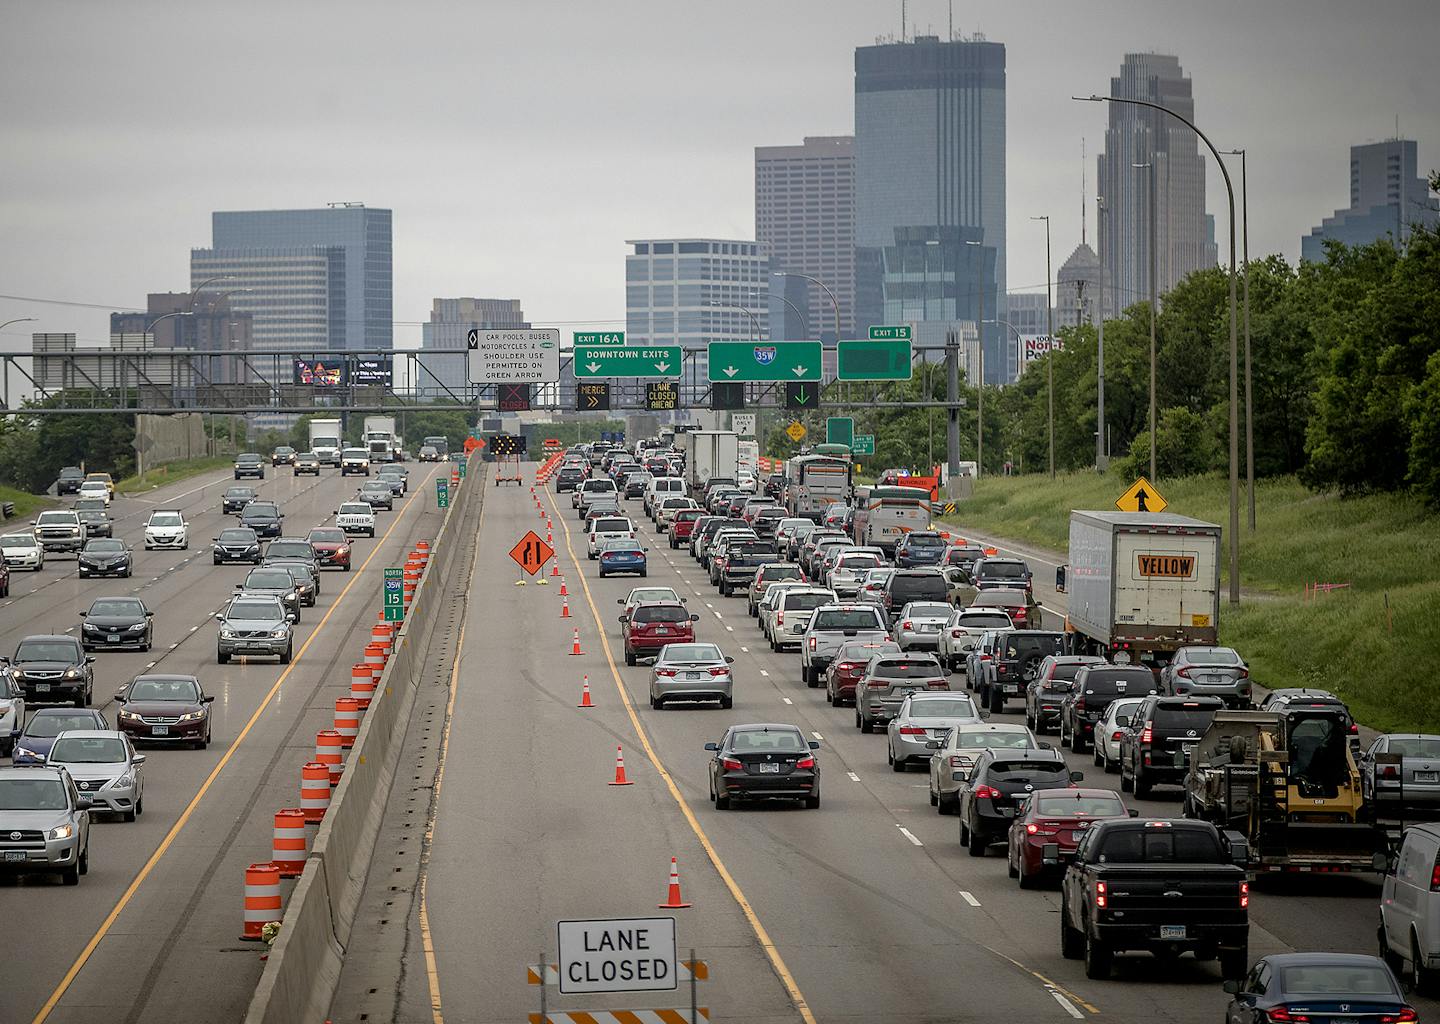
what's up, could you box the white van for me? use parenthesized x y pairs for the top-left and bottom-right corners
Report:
(644, 477), (686, 518)
(1381, 821), (1440, 988)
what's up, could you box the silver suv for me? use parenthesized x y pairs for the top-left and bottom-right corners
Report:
(0, 766), (92, 884)
(800, 603), (890, 686)
(215, 595), (295, 664)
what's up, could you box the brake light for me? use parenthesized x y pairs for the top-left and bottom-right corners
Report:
(867, 677), (889, 688)
(795, 755), (815, 769)
(902, 620), (913, 631)
(972, 784), (1001, 800)
(808, 637), (817, 651)
(1074, 696), (1086, 713)
(1264, 1009), (1311, 1023)
(1111, 730), (1125, 741)
(776, 611), (784, 626)
(980, 653), (992, 662)
(1095, 881), (1107, 909)
(1176, 666), (1191, 678)
(720, 758), (743, 771)
(1026, 824), (1059, 836)
(1140, 726), (1152, 745)
(1350, 723), (1359, 735)
(949, 756), (968, 768)
(1430, 861), (1440, 891)
(1239, 880), (1249, 909)
(1380, 1009), (1419, 1023)
(708, 667), (728, 677)
(1382, 764), (1400, 779)
(951, 629), (963, 638)
(1237, 667), (1249, 679)
(899, 726), (926, 735)
(656, 669), (677, 677)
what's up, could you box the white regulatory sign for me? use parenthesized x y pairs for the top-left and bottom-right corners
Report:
(556, 917), (677, 995)
(466, 328), (560, 384)
(731, 413), (757, 437)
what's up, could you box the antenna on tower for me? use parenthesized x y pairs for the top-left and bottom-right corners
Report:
(1081, 138), (1088, 247)
(948, 0), (953, 38)
(901, 0), (906, 42)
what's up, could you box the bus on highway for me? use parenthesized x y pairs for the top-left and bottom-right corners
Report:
(851, 484), (932, 553)
(784, 453), (854, 522)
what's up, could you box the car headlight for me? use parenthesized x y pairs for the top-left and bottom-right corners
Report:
(118, 709), (141, 721)
(271, 628), (289, 639)
(284, 592), (296, 601)
(47, 824), (74, 840)
(128, 623), (146, 632)
(83, 622), (102, 631)
(10, 667), (21, 679)
(112, 773), (134, 789)
(178, 710), (206, 722)
(16, 747), (42, 761)
(220, 628), (237, 639)
(336, 547), (349, 556)
(64, 668), (80, 679)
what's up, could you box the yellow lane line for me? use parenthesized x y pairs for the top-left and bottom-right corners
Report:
(30, 468), (439, 1024)
(546, 488), (819, 1024)
(417, 481), (486, 1024)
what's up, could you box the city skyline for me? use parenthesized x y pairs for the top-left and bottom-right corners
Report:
(2, 1), (1436, 352)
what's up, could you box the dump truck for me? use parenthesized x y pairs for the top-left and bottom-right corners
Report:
(1182, 709), (1388, 874)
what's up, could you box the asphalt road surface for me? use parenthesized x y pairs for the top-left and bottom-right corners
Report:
(0, 458), (444, 1024)
(390, 469), (1432, 1024)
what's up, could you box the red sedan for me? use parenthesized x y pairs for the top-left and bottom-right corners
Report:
(620, 601), (699, 666)
(823, 639), (900, 707)
(1006, 788), (1133, 888)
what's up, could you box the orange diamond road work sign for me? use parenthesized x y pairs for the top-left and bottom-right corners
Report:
(509, 531), (555, 576)
(464, 436), (484, 454)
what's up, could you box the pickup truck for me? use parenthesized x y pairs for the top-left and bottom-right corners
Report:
(34, 510), (86, 553)
(800, 603), (890, 686)
(1059, 818), (1250, 981)
(718, 540), (780, 596)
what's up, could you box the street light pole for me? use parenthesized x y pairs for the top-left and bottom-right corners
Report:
(1134, 160), (1157, 482)
(1095, 196), (1107, 470)
(774, 272), (841, 340)
(964, 239), (984, 478)
(1225, 148), (1255, 530)
(1079, 93), (1242, 605)
(1030, 215), (1055, 477)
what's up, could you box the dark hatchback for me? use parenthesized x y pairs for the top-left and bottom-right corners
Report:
(958, 747), (1081, 855)
(240, 502), (284, 538)
(8, 635), (94, 706)
(79, 596), (153, 652)
(222, 486), (258, 513)
(555, 466), (586, 493)
(11, 707), (108, 764)
(895, 531), (948, 568)
(1061, 665), (1159, 753)
(115, 673), (213, 748)
(77, 538), (133, 578)
(881, 569), (950, 620)
(706, 723), (821, 810)
(213, 527), (262, 565)
(1224, 953), (1414, 1024)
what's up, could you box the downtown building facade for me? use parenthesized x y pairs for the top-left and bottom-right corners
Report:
(111, 293), (254, 384)
(853, 34), (1009, 382)
(1302, 138), (1438, 261)
(1095, 54), (1216, 316)
(754, 135), (856, 340)
(420, 298), (528, 397)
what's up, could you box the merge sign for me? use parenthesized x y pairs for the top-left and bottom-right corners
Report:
(466, 328), (560, 384)
(556, 917), (676, 995)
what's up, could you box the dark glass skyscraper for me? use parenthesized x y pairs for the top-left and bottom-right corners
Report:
(854, 35), (1007, 381)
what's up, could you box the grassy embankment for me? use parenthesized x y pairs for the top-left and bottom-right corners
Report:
(115, 456), (233, 496)
(0, 483), (56, 522)
(938, 472), (1440, 733)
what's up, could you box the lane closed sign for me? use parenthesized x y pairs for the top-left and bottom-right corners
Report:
(556, 917), (677, 994)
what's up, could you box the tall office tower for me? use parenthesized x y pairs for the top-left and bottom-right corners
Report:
(1096, 54), (1215, 315)
(1054, 242), (1103, 330)
(854, 34), (1007, 380)
(755, 136), (856, 339)
(1302, 138), (1439, 261)
(421, 298), (528, 397)
(625, 238), (770, 389)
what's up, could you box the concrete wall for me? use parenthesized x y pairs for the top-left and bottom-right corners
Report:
(136, 413), (208, 466)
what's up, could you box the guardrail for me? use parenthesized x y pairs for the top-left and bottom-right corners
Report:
(243, 454), (483, 1024)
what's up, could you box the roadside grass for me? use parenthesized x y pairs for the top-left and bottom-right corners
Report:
(0, 483), (55, 523)
(116, 455), (232, 496)
(940, 471), (1440, 732)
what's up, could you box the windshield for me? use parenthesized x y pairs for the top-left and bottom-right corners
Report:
(245, 505), (279, 518)
(907, 534), (945, 548)
(309, 530), (345, 543)
(24, 713), (97, 738)
(1186, 647), (1243, 666)
(129, 678), (200, 702)
(229, 601), (283, 622)
(267, 543), (312, 558)
(0, 778), (69, 811)
(955, 730), (1034, 749)
(908, 698), (977, 717)
(628, 589), (677, 604)
(1388, 738), (1440, 758)
(89, 599), (143, 616)
(50, 736), (127, 763)
(782, 593), (834, 612)
(812, 609), (883, 630)
(1095, 828), (1224, 864)
(1035, 793), (1127, 817)
(339, 504), (372, 515)
(603, 541), (643, 553)
(763, 565), (803, 579)
(150, 513), (183, 527)
(1081, 669), (1156, 695)
(86, 540), (125, 553)
(730, 730), (807, 753)
(661, 645), (722, 662)
(1278, 965), (1395, 996)
(594, 519), (631, 532)
(1, 534), (36, 549)
(979, 561), (1028, 579)
(634, 606), (689, 624)
(905, 603), (952, 618)
(958, 612), (1013, 629)
(15, 641), (80, 662)
(889, 575), (947, 602)
(218, 530), (256, 543)
(1153, 705), (1220, 730)
(839, 555), (881, 569)
(226, 488), (254, 497)
(37, 512), (75, 525)
(874, 660), (942, 679)
(247, 571), (294, 588)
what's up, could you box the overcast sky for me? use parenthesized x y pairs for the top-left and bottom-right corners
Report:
(2, 0), (1435, 350)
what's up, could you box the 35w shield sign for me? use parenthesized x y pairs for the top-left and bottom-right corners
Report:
(753, 347), (776, 366)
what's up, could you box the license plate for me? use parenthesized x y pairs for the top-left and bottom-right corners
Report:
(920, 624), (939, 632)
(1417, 771), (1438, 783)
(758, 763), (780, 774)
(1004, 684), (1019, 694)
(1159, 925), (1187, 940)
(682, 672), (701, 681)
(654, 628), (669, 635)
(36, 683), (50, 693)
(152, 726), (170, 736)
(4, 851), (26, 862)
(108, 634), (120, 643)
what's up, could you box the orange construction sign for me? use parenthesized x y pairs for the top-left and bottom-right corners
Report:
(463, 436), (485, 453)
(509, 531), (555, 576)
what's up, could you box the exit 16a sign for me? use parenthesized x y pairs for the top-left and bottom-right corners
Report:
(574, 331), (624, 346)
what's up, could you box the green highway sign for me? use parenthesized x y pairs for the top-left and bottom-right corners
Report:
(436, 478), (449, 509)
(457, 459), (467, 479)
(573, 331), (625, 346)
(785, 380), (819, 410)
(707, 341), (822, 383)
(826, 417), (854, 448)
(868, 325), (912, 341)
(573, 346), (681, 379)
(852, 434), (875, 456)
(383, 567), (404, 622)
(837, 339), (913, 380)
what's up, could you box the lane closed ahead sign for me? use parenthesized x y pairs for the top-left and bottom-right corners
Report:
(556, 917), (677, 994)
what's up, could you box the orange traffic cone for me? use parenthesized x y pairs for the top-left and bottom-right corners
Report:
(561, 597), (571, 618)
(550, 558), (561, 577)
(570, 628), (583, 656)
(609, 745), (634, 786)
(578, 676), (594, 708)
(657, 856), (691, 908)
(559, 578), (568, 597)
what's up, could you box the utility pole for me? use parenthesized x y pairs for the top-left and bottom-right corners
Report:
(1226, 148), (1255, 530)
(1031, 215), (1055, 477)
(1095, 196), (1107, 471)
(1134, 160), (1158, 482)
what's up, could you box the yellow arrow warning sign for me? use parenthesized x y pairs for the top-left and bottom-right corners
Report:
(1116, 476), (1168, 514)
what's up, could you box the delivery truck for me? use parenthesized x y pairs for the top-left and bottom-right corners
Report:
(1064, 510), (1221, 673)
(680, 430), (739, 496)
(308, 418), (343, 466)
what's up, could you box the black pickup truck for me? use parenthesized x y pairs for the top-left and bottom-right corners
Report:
(1059, 818), (1250, 981)
(718, 541), (781, 596)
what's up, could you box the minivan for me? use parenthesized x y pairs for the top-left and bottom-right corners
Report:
(1381, 822), (1440, 991)
(645, 477), (687, 517)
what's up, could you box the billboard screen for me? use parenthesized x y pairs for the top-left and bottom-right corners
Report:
(350, 355), (393, 387)
(1019, 335), (1060, 366)
(294, 359), (344, 386)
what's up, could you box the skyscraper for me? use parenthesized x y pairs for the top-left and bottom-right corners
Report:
(853, 34), (1007, 380)
(1301, 139), (1439, 261)
(421, 298), (528, 397)
(1096, 54), (1215, 314)
(754, 136), (855, 338)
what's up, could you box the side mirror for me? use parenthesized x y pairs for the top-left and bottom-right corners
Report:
(679, 597), (687, 603)
(85, 656), (95, 664)
(1222, 980), (1240, 995)
(285, 613), (296, 623)
(114, 691), (127, 701)
(807, 740), (821, 751)
(1128, 809), (1140, 817)
(616, 598), (624, 605)
(79, 609), (87, 617)
(133, 753), (146, 765)
(1039, 741), (1053, 751)
(618, 615), (628, 624)
(76, 795), (94, 810)
(1069, 770), (1084, 782)
(979, 710), (991, 721)
(725, 657), (735, 664)
(703, 742), (719, 751)
(690, 614), (701, 622)
(203, 695), (215, 703)
(215, 613), (225, 622)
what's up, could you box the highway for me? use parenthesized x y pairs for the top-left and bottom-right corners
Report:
(368, 466), (1437, 1024)
(0, 457), (444, 1024)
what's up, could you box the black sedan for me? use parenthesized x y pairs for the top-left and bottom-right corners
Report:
(240, 502), (284, 538)
(222, 486), (258, 513)
(213, 527), (262, 565)
(77, 539), (133, 578)
(1224, 953), (1414, 1023)
(705, 723), (820, 810)
(115, 673), (213, 748)
(76, 508), (113, 539)
(80, 596), (153, 652)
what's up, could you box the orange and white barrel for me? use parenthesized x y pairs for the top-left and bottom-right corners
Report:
(315, 730), (345, 786)
(350, 663), (377, 709)
(364, 643), (387, 671)
(271, 809), (308, 877)
(334, 698), (361, 747)
(242, 862), (282, 940)
(300, 762), (331, 822)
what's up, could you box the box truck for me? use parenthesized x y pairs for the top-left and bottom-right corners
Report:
(680, 430), (739, 495)
(1065, 510), (1221, 672)
(308, 418), (343, 466)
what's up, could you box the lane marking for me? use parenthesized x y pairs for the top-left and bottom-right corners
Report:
(740, 646), (749, 653)
(958, 890), (981, 907)
(897, 825), (923, 847)
(846, 772), (860, 782)
(782, 697), (794, 705)
(1049, 989), (1085, 1020)
(29, 467), (438, 1024)
(758, 669), (769, 678)
(811, 732), (824, 741)
(548, 489), (819, 1024)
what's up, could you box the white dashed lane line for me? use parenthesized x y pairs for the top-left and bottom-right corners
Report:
(897, 825), (924, 847)
(811, 731), (824, 741)
(759, 669), (769, 677)
(782, 697), (794, 705)
(1048, 989), (1084, 1020)
(958, 890), (981, 907)
(846, 771), (861, 782)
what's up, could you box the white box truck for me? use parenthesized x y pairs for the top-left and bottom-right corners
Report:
(681, 430), (739, 496)
(363, 415), (399, 462)
(1065, 510), (1221, 672)
(309, 418), (343, 466)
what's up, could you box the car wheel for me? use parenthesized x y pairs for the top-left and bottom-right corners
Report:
(1104, 749), (1118, 774)
(1093, 747), (1103, 768)
(1007, 851), (1019, 878)
(966, 820), (986, 857)
(714, 787), (730, 811)
(804, 792), (820, 809)
(860, 715), (874, 734)
(122, 805), (137, 823)
(345, 563), (352, 572)
(1060, 904), (1085, 960)
(650, 695), (662, 710)
(217, 650), (229, 665)
(1084, 933), (1113, 980)
(61, 860), (80, 886)
(1018, 858), (1039, 889)
(639, 570), (646, 578)
(929, 788), (938, 806)
(625, 648), (636, 667)
(1220, 945), (1249, 982)
(1120, 759), (1134, 792)
(78, 843), (89, 876)
(938, 793), (957, 816)
(1069, 728), (1086, 754)
(720, 697), (732, 710)
(1134, 765), (1152, 799)
(280, 644), (293, 665)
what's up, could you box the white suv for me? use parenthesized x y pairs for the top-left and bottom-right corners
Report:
(143, 509), (189, 550)
(77, 480), (112, 506)
(587, 515), (635, 559)
(334, 501), (377, 538)
(340, 448), (371, 476)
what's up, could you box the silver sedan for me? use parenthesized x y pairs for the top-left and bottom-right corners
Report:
(886, 692), (984, 772)
(44, 729), (146, 821)
(927, 722), (1039, 814)
(649, 643), (735, 710)
(892, 601), (954, 651)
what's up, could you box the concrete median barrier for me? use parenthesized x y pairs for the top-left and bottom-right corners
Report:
(244, 456), (484, 1024)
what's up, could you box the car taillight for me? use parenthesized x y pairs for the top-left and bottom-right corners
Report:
(1111, 730), (1125, 741)
(1074, 697), (1086, 713)
(972, 785), (1001, 800)
(902, 620), (913, 631)
(899, 726), (926, 735)
(656, 669), (676, 676)
(1430, 861), (1440, 891)
(867, 678), (888, 688)
(1026, 824), (1058, 836)
(1237, 667), (1249, 679)
(1140, 727), (1152, 745)
(808, 637), (817, 651)
(949, 756), (970, 769)
(1382, 764), (1400, 779)
(721, 758), (743, 771)
(1350, 723), (1359, 735)
(776, 611), (784, 625)
(1264, 1009), (1311, 1023)
(1380, 1010), (1419, 1024)
(1095, 881), (1107, 909)
(708, 667), (728, 676)
(795, 756), (815, 769)
(1239, 880), (1249, 909)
